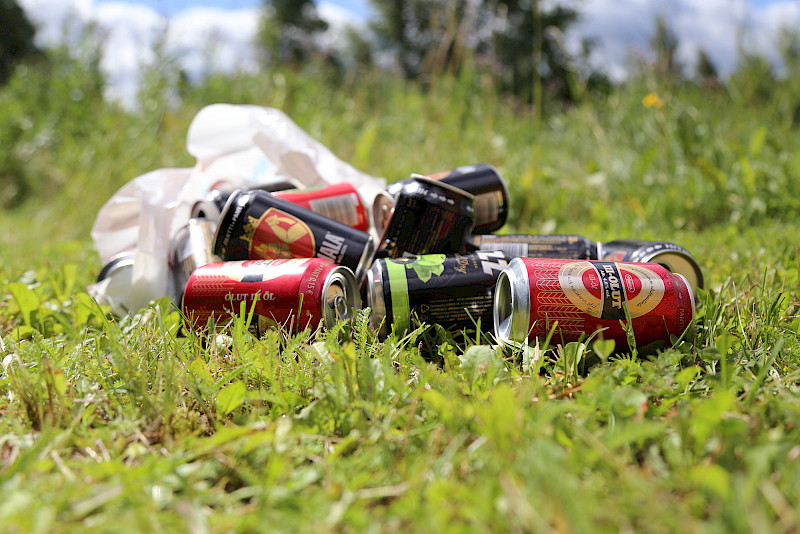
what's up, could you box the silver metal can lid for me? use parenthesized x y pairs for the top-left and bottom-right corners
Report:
(321, 265), (362, 329)
(372, 191), (396, 235)
(493, 258), (531, 344)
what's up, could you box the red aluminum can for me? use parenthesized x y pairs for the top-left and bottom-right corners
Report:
(494, 258), (695, 351)
(182, 258), (361, 335)
(274, 182), (369, 232)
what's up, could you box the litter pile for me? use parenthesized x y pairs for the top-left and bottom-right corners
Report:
(91, 104), (702, 352)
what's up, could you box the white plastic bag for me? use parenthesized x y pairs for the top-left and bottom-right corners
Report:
(89, 104), (386, 315)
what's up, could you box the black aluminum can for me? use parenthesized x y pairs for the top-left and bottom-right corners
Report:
(375, 175), (475, 259)
(598, 239), (704, 290)
(170, 219), (218, 303)
(213, 189), (375, 282)
(468, 234), (599, 260)
(191, 181), (299, 222)
(366, 250), (513, 338)
(373, 164), (508, 235)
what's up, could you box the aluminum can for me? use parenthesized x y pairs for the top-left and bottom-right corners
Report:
(170, 219), (218, 303)
(375, 175), (475, 259)
(494, 258), (695, 350)
(274, 182), (369, 232)
(468, 234), (598, 259)
(373, 163), (509, 235)
(598, 239), (704, 290)
(182, 258), (361, 335)
(367, 251), (513, 338)
(213, 189), (375, 283)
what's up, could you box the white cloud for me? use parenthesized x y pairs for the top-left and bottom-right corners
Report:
(568, 0), (800, 80)
(17, 0), (800, 108)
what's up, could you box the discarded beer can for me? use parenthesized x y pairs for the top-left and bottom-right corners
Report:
(598, 240), (704, 290)
(273, 182), (369, 232)
(191, 180), (331, 224)
(373, 163), (508, 235)
(213, 189), (375, 282)
(367, 251), (513, 338)
(97, 252), (135, 283)
(182, 258), (361, 335)
(191, 189), (230, 221)
(375, 175), (475, 259)
(170, 219), (218, 304)
(468, 234), (598, 259)
(494, 258), (695, 351)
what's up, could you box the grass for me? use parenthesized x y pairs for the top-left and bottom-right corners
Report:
(1, 54), (800, 532)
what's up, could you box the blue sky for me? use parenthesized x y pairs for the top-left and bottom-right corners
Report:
(99, 0), (371, 18)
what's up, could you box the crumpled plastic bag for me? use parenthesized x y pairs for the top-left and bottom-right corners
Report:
(89, 104), (386, 315)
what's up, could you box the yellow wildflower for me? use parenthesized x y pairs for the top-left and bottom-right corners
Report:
(643, 92), (665, 109)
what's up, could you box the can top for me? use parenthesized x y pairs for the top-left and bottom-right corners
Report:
(321, 265), (362, 328)
(372, 191), (397, 234)
(493, 258), (531, 344)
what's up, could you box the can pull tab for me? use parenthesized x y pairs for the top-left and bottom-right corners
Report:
(329, 294), (351, 321)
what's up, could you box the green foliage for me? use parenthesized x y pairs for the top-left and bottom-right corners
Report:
(2, 19), (800, 532)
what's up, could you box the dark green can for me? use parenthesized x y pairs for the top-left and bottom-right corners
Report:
(366, 251), (514, 338)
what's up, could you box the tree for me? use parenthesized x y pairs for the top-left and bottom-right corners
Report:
(650, 14), (680, 78)
(259, 0), (329, 67)
(487, 0), (580, 105)
(695, 48), (718, 85)
(0, 0), (40, 85)
(367, 0), (581, 104)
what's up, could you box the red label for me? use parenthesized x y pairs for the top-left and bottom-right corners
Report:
(243, 208), (316, 259)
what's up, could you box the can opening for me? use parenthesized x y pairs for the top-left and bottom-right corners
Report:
(322, 267), (362, 329)
(494, 271), (514, 341)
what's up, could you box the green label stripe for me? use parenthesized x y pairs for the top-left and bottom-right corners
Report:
(385, 260), (410, 334)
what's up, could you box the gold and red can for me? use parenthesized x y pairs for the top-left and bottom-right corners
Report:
(274, 182), (369, 233)
(494, 258), (695, 351)
(182, 258), (361, 335)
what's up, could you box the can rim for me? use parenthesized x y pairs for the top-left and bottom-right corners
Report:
(355, 236), (376, 284)
(481, 164), (510, 232)
(212, 188), (246, 258)
(410, 174), (476, 201)
(366, 262), (387, 338)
